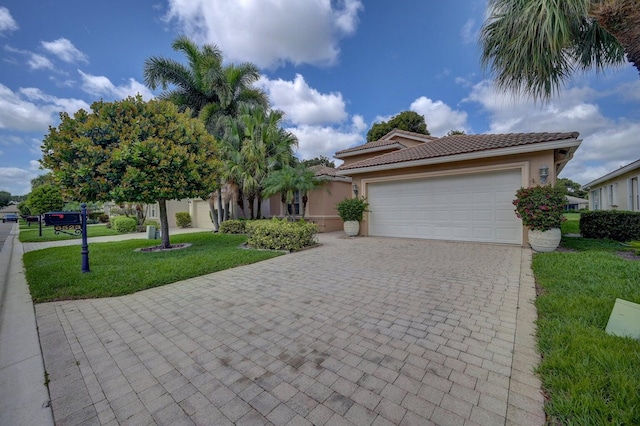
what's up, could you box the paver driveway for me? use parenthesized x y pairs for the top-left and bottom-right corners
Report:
(36, 233), (544, 425)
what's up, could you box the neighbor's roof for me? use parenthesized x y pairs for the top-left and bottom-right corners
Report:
(335, 130), (436, 158)
(335, 139), (408, 156)
(338, 132), (580, 172)
(582, 158), (640, 189)
(308, 165), (352, 181)
(566, 195), (588, 204)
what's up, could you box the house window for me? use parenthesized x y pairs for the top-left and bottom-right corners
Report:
(151, 205), (157, 217)
(287, 191), (301, 216)
(608, 184), (615, 207)
(591, 190), (599, 210)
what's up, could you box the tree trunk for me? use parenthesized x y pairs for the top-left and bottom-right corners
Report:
(158, 199), (171, 249)
(302, 194), (308, 219)
(236, 188), (245, 218)
(248, 196), (255, 220)
(217, 187), (223, 224)
(591, 0), (640, 74)
(208, 193), (219, 231)
(256, 193), (262, 219)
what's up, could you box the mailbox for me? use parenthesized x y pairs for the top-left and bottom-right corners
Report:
(44, 212), (82, 226)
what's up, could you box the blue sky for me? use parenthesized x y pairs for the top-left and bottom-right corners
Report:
(0, 0), (638, 195)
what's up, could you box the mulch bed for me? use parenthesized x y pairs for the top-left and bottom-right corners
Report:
(135, 243), (192, 252)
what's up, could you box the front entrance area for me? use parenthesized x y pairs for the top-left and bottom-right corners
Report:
(366, 169), (523, 244)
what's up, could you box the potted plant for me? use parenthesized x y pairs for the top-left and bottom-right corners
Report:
(513, 185), (567, 252)
(336, 197), (369, 237)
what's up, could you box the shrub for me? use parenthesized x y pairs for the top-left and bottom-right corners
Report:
(513, 185), (567, 231)
(143, 219), (159, 228)
(336, 197), (369, 222)
(98, 214), (110, 223)
(219, 219), (247, 234)
(246, 218), (318, 251)
(175, 211), (191, 228)
(111, 216), (137, 233)
(580, 211), (640, 241)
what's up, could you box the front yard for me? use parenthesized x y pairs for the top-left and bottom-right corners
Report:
(533, 236), (640, 424)
(19, 223), (121, 242)
(24, 232), (282, 302)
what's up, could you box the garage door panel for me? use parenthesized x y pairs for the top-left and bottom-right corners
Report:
(367, 169), (522, 244)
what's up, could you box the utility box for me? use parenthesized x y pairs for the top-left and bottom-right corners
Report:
(146, 225), (156, 239)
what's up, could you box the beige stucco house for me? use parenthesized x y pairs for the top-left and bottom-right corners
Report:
(336, 129), (582, 246)
(583, 158), (640, 212)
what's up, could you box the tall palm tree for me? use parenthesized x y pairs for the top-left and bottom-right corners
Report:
(480, 0), (638, 100)
(144, 36), (269, 225)
(262, 163), (322, 219)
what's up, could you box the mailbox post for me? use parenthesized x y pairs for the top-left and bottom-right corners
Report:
(81, 203), (90, 273)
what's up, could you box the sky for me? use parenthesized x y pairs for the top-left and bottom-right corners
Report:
(0, 0), (638, 196)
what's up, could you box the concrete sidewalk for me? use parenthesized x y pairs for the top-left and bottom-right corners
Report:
(0, 223), (54, 426)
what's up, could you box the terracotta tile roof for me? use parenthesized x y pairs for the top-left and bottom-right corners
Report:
(339, 132), (580, 171)
(308, 165), (341, 177)
(335, 139), (406, 156)
(380, 129), (437, 141)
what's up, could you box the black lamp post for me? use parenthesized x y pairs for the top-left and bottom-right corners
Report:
(81, 203), (90, 273)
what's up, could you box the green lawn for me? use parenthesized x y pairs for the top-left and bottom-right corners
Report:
(532, 236), (640, 424)
(19, 223), (121, 242)
(561, 212), (581, 234)
(24, 232), (282, 302)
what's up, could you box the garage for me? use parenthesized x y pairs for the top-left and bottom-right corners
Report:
(366, 169), (522, 244)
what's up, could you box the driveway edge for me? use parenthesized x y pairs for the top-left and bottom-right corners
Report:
(506, 248), (545, 425)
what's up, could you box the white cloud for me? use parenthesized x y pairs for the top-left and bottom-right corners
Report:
(410, 96), (469, 136)
(0, 167), (35, 195)
(42, 38), (88, 63)
(460, 18), (477, 44)
(0, 7), (18, 34)
(78, 70), (154, 101)
(289, 115), (366, 161)
(464, 79), (640, 185)
(28, 53), (54, 70)
(0, 84), (89, 132)
(164, 0), (363, 68)
(258, 74), (348, 125)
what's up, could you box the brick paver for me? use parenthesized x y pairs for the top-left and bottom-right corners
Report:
(36, 233), (544, 425)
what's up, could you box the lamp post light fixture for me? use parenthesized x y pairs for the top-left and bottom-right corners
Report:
(352, 183), (358, 197)
(539, 165), (549, 184)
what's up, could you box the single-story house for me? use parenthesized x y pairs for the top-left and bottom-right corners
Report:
(137, 165), (352, 232)
(582, 158), (640, 211)
(336, 129), (582, 246)
(565, 195), (588, 211)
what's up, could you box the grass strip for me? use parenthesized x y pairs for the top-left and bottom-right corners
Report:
(24, 232), (282, 302)
(533, 237), (640, 424)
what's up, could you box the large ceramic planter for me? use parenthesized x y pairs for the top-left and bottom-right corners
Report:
(343, 220), (359, 237)
(528, 228), (561, 252)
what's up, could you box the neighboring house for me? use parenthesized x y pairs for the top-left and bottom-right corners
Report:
(336, 129), (582, 246)
(583, 158), (640, 212)
(565, 195), (588, 211)
(0, 203), (20, 219)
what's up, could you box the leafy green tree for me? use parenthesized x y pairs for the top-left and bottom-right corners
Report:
(0, 190), (10, 208)
(27, 184), (64, 215)
(480, 0), (635, 100)
(30, 173), (55, 190)
(17, 201), (31, 216)
(556, 177), (588, 199)
(446, 130), (466, 136)
(302, 156), (336, 168)
(366, 111), (429, 142)
(41, 96), (221, 249)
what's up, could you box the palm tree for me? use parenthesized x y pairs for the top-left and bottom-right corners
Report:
(144, 36), (269, 226)
(262, 163), (322, 219)
(480, 0), (638, 100)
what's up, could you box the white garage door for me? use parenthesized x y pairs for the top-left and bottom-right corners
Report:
(367, 169), (522, 244)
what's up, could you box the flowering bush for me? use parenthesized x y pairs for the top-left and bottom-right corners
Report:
(513, 185), (567, 231)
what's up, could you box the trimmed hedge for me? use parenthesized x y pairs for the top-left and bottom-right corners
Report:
(580, 211), (640, 241)
(110, 216), (137, 233)
(246, 218), (318, 251)
(219, 219), (246, 234)
(175, 212), (191, 228)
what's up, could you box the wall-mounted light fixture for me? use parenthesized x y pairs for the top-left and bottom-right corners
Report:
(539, 165), (549, 184)
(352, 183), (358, 197)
